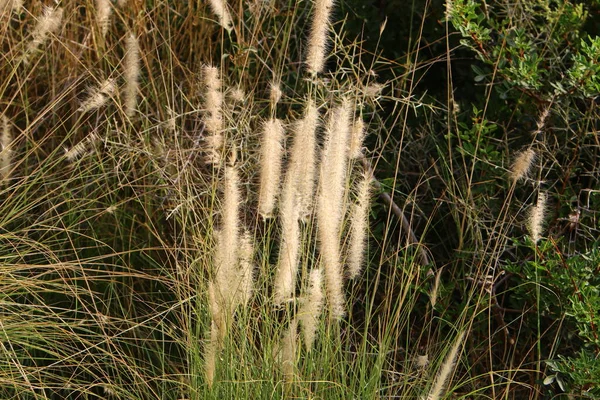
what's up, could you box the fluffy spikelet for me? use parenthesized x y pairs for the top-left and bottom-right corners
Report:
(123, 34), (140, 117)
(528, 191), (547, 244)
(349, 117), (365, 159)
(426, 331), (466, 400)
(79, 79), (116, 112)
(298, 268), (324, 352)
(24, 6), (63, 65)
(269, 82), (282, 106)
(229, 87), (245, 103)
(207, 281), (225, 342)
(0, 0), (22, 14)
(210, 165), (241, 347)
(0, 115), (13, 184)
(96, 0), (112, 39)
(430, 268), (443, 309)
(258, 118), (285, 218)
(306, 0), (335, 74)
(64, 133), (99, 162)
(279, 319), (298, 384)
(216, 166), (241, 310)
(237, 231), (255, 307)
(510, 149), (535, 183)
(208, 0), (233, 32)
(317, 100), (351, 319)
(287, 100), (319, 218)
(273, 176), (300, 305)
(203, 65), (224, 164)
(347, 171), (372, 279)
(222, 165), (240, 257)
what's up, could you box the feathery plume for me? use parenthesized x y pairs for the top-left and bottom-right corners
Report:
(317, 100), (351, 319)
(426, 331), (466, 400)
(23, 6), (63, 65)
(208, 280), (225, 343)
(269, 82), (282, 106)
(208, 0), (233, 32)
(258, 118), (285, 218)
(305, 0), (335, 75)
(123, 33), (140, 117)
(228, 87), (245, 103)
(79, 79), (116, 112)
(536, 105), (551, 133)
(213, 165), (241, 315)
(279, 318), (298, 384)
(64, 133), (100, 162)
(298, 268), (324, 352)
(0, 0), (22, 14)
(287, 100), (319, 218)
(237, 230), (255, 307)
(347, 171), (372, 279)
(0, 115), (13, 184)
(510, 149), (536, 183)
(348, 117), (365, 159)
(528, 191), (547, 244)
(273, 176), (300, 305)
(96, 0), (112, 39)
(203, 65), (224, 164)
(430, 268), (443, 309)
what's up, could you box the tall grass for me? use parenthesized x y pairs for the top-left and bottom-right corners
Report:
(0, 1), (545, 399)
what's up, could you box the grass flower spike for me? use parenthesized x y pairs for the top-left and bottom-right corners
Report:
(528, 191), (547, 244)
(258, 118), (285, 218)
(306, 0), (335, 74)
(287, 100), (319, 219)
(23, 6), (63, 65)
(347, 170), (372, 279)
(317, 101), (351, 319)
(298, 268), (324, 351)
(0, 114), (12, 184)
(123, 34), (140, 117)
(208, 0), (233, 32)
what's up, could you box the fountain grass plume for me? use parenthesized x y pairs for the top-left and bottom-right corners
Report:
(258, 118), (285, 219)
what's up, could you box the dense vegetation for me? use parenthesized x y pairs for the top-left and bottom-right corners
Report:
(0, 0), (599, 398)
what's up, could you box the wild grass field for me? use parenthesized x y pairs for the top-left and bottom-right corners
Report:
(1, 0), (599, 399)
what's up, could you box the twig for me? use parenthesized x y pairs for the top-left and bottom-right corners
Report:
(361, 157), (431, 267)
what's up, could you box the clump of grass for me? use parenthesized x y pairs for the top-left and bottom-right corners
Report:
(0, 1), (490, 399)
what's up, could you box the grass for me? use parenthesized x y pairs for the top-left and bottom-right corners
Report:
(3, 0), (595, 399)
